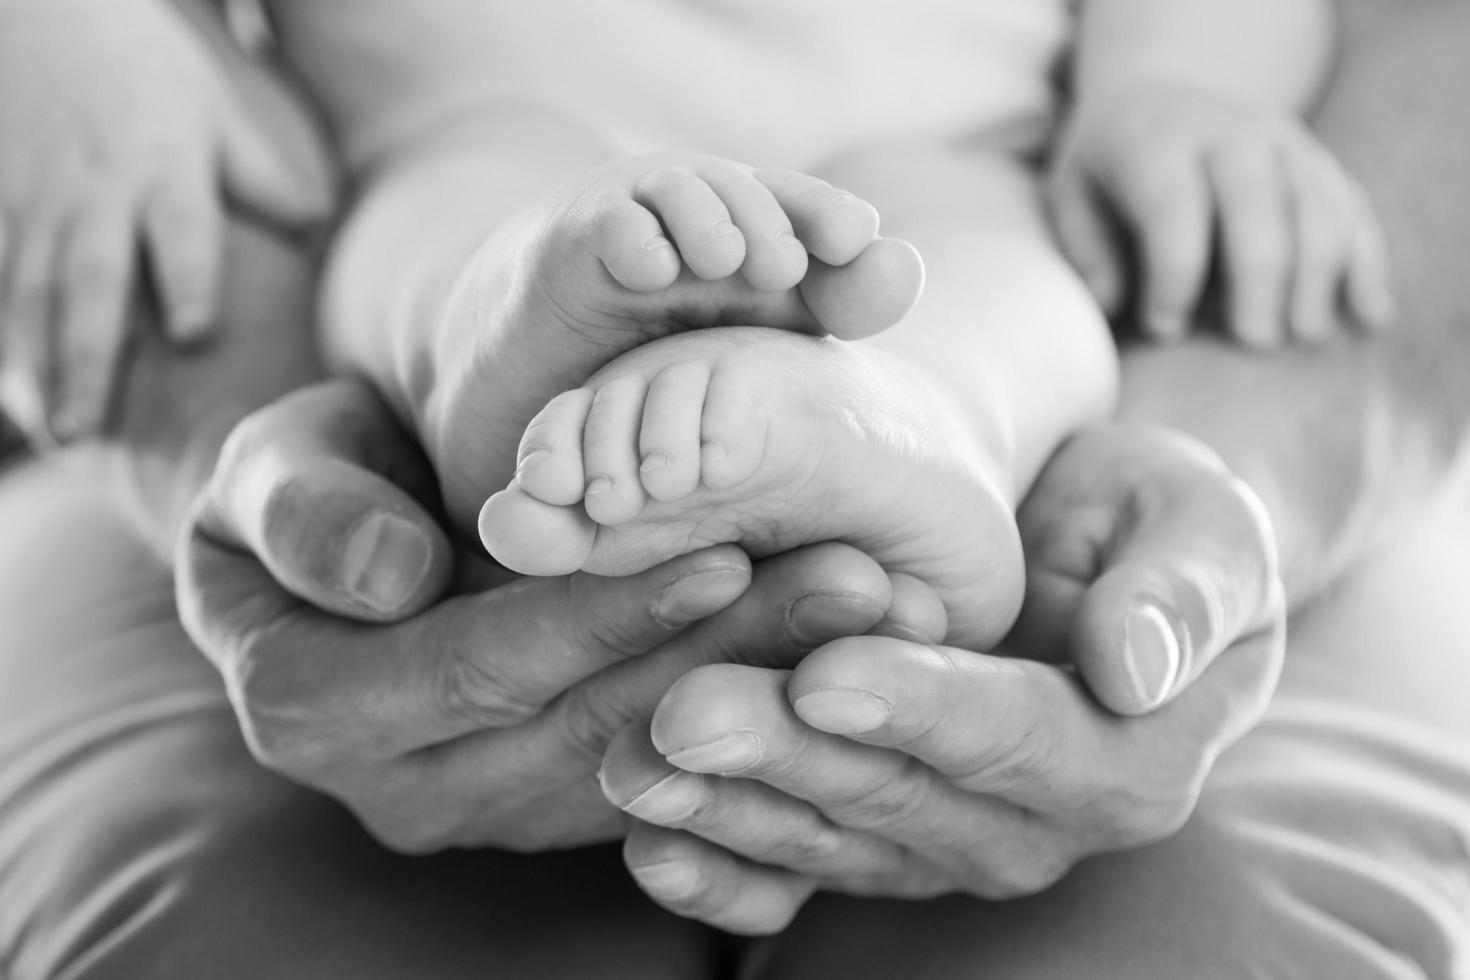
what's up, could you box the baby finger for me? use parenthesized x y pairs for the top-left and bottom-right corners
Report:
(1343, 182), (1395, 332)
(1207, 146), (1292, 347)
(143, 172), (222, 343)
(54, 206), (135, 438)
(0, 216), (60, 438)
(1283, 146), (1353, 343)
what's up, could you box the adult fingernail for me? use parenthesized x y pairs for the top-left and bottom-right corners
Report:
(341, 510), (432, 614)
(792, 689), (892, 735)
(653, 564), (750, 627)
(630, 861), (700, 901)
(665, 732), (763, 774)
(1123, 603), (1182, 711)
(621, 772), (704, 824)
(787, 592), (885, 645)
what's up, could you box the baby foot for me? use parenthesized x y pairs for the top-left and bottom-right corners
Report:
(479, 328), (1022, 649)
(427, 154), (924, 528)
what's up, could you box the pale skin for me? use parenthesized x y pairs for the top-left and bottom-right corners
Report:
(90, 0), (1470, 955)
(255, 1), (1123, 652)
(1054, 0), (1395, 345)
(0, 0), (332, 442)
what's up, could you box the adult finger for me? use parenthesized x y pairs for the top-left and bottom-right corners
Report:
(192, 378), (454, 621)
(624, 823), (818, 935)
(178, 526), (754, 771)
(1208, 144), (1292, 346)
(602, 720), (923, 892)
(143, 164), (222, 342)
(1015, 425), (1282, 714)
(409, 544), (895, 847)
(788, 623), (1283, 848)
(54, 203), (136, 438)
(647, 663), (1065, 897)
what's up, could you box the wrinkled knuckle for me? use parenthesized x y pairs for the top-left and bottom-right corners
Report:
(772, 823), (845, 867)
(551, 683), (633, 765)
(436, 635), (542, 730)
(826, 762), (932, 830)
(958, 703), (1062, 797)
(568, 579), (653, 659)
(228, 636), (331, 778)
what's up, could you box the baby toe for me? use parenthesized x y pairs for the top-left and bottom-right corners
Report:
(515, 388), (595, 506)
(698, 166), (809, 291)
(756, 170), (881, 266)
(582, 373), (651, 525)
(638, 360), (712, 501)
(636, 168), (746, 281)
(479, 485), (597, 576)
(596, 198), (683, 292)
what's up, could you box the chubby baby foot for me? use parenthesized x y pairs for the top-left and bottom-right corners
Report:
(479, 327), (1021, 649)
(428, 153), (924, 528)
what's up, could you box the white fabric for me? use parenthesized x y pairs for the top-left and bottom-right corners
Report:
(309, 0), (1074, 170)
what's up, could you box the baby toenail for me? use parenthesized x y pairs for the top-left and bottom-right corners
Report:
(831, 192), (859, 205)
(700, 441), (728, 464)
(640, 452), (670, 473)
(775, 229), (800, 248)
(642, 233), (672, 250)
(586, 476), (614, 496)
(713, 218), (739, 236)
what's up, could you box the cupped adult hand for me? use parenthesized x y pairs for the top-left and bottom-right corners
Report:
(599, 424), (1285, 933)
(176, 376), (944, 852)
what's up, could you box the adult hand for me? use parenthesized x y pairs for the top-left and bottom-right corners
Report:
(598, 424), (1285, 933)
(177, 377), (941, 852)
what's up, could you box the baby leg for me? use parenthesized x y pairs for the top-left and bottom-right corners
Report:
(481, 148), (1115, 649)
(424, 154), (924, 528)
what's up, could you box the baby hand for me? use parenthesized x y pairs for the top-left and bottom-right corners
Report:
(0, 0), (330, 441)
(1047, 81), (1394, 346)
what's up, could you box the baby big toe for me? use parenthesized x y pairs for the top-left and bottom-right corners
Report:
(479, 485), (597, 576)
(515, 389), (594, 506)
(800, 237), (925, 340)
